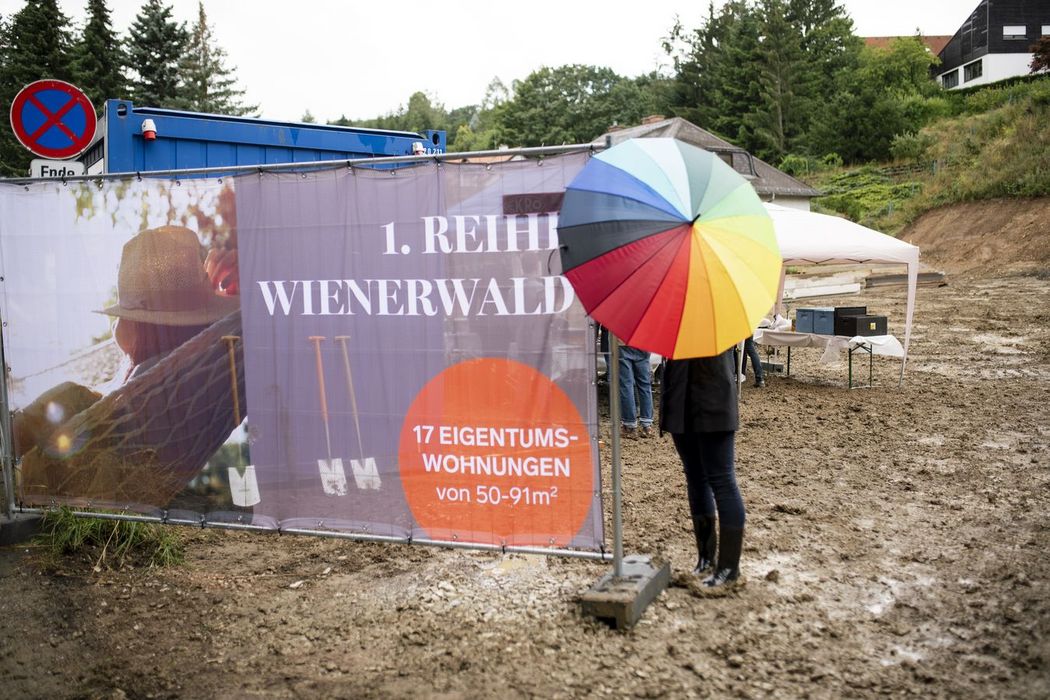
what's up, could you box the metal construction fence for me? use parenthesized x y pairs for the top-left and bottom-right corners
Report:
(0, 145), (626, 563)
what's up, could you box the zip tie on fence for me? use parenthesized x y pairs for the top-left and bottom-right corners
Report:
(545, 248), (559, 276)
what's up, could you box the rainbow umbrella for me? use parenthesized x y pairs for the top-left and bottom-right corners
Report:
(558, 138), (781, 358)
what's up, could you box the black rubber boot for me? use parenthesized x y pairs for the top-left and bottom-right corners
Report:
(692, 515), (717, 575)
(703, 527), (743, 587)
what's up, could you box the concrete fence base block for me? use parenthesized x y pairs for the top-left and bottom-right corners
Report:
(579, 554), (670, 629)
(0, 513), (43, 546)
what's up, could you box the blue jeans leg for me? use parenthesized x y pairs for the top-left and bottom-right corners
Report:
(618, 352), (637, 427)
(743, 336), (763, 382)
(631, 354), (653, 427)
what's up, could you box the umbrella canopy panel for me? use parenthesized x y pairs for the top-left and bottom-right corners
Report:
(559, 139), (781, 359)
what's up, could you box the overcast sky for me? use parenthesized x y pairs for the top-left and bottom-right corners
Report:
(1, 0), (977, 123)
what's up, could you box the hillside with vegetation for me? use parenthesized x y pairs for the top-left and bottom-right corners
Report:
(801, 76), (1050, 236)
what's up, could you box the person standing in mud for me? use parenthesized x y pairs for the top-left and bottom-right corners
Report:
(660, 348), (744, 587)
(619, 342), (655, 438)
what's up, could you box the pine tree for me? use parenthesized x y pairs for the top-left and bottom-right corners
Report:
(714, 3), (764, 149)
(786, 0), (862, 153)
(665, 0), (862, 160)
(746, 0), (807, 160)
(126, 0), (187, 108)
(178, 2), (256, 115)
(0, 0), (76, 176)
(664, 1), (765, 150)
(71, 0), (127, 109)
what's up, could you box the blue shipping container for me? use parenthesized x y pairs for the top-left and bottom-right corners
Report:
(79, 100), (446, 176)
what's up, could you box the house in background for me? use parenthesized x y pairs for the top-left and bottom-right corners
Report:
(864, 35), (953, 56)
(934, 0), (1048, 89)
(593, 116), (821, 211)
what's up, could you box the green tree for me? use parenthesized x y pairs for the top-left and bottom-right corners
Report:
(810, 37), (943, 163)
(786, 0), (862, 151)
(665, 2), (765, 150)
(497, 65), (656, 146)
(788, 0), (861, 89)
(70, 0), (127, 108)
(746, 0), (806, 158)
(449, 77), (511, 151)
(399, 91), (444, 133)
(126, 0), (187, 107)
(177, 2), (256, 115)
(665, 0), (860, 160)
(334, 91), (449, 134)
(0, 0), (76, 176)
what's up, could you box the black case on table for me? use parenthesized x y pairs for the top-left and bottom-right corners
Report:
(836, 314), (888, 337)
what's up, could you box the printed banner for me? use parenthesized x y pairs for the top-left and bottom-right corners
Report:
(0, 154), (603, 550)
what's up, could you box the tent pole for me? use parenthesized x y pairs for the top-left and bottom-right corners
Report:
(609, 335), (624, 578)
(737, 341), (745, 401)
(899, 256), (919, 387)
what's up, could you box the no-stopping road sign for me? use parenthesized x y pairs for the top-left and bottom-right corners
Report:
(10, 79), (96, 159)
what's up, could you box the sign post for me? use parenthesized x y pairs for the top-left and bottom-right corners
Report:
(10, 79), (96, 161)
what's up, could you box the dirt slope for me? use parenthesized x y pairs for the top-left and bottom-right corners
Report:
(902, 197), (1050, 274)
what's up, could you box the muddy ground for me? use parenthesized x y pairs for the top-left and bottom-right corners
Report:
(2, 206), (1049, 698)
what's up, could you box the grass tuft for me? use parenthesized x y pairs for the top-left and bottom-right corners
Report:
(36, 507), (185, 570)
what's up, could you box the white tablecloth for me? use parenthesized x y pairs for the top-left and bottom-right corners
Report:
(753, 330), (904, 364)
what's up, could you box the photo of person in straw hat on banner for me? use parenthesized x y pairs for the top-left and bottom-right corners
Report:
(102, 226), (240, 380)
(12, 221), (247, 511)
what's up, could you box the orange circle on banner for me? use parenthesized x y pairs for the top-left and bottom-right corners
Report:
(399, 358), (593, 547)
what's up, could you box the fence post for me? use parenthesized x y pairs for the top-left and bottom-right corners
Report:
(0, 310), (15, 517)
(609, 335), (623, 578)
(579, 333), (669, 628)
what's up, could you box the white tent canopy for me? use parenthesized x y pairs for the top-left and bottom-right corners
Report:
(763, 203), (920, 381)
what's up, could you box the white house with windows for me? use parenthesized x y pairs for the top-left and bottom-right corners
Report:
(935, 0), (1048, 89)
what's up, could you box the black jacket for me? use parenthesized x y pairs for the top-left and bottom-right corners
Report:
(659, 349), (739, 434)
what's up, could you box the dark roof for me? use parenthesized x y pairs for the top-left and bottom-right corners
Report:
(593, 117), (821, 198)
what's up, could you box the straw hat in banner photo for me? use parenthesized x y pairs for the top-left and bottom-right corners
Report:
(99, 225), (240, 326)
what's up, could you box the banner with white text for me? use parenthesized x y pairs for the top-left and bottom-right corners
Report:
(0, 154), (603, 550)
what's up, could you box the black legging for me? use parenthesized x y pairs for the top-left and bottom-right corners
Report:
(671, 431), (746, 529)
